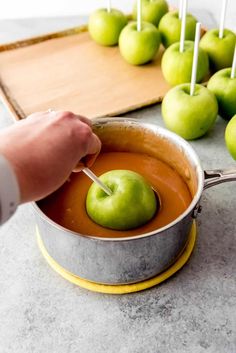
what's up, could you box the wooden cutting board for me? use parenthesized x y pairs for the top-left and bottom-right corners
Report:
(0, 23), (205, 120)
(0, 24), (171, 120)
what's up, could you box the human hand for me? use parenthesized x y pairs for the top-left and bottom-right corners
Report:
(0, 111), (101, 203)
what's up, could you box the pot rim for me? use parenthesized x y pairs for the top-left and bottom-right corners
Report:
(33, 117), (204, 242)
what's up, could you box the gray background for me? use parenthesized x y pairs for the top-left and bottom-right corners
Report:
(0, 8), (235, 353)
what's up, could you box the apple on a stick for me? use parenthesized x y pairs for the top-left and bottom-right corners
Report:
(86, 170), (157, 230)
(161, 41), (209, 86)
(119, 0), (161, 65)
(162, 84), (218, 140)
(88, 2), (127, 46)
(133, 0), (168, 27)
(207, 45), (236, 120)
(162, 23), (218, 140)
(159, 10), (197, 48)
(161, 1), (208, 86)
(200, 29), (235, 71)
(200, 0), (235, 71)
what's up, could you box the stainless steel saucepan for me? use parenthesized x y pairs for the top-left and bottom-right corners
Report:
(33, 118), (236, 285)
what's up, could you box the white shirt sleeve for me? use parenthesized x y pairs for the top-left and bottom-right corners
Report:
(0, 155), (20, 225)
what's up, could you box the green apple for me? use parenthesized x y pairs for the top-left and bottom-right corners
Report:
(207, 68), (236, 120)
(119, 21), (161, 65)
(225, 115), (236, 160)
(162, 83), (218, 140)
(88, 8), (127, 46)
(86, 170), (157, 230)
(133, 0), (168, 27)
(159, 10), (197, 48)
(161, 40), (209, 86)
(200, 29), (236, 71)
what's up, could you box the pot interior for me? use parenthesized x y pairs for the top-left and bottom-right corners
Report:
(37, 119), (203, 238)
(94, 120), (199, 197)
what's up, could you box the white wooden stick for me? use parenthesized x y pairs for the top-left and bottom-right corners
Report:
(190, 22), (201, 96)
(231, 45), (236, 79)
(83, 168), (112, 196)
(137, 0), (142, 31)
(219, 0), (228, 39)
(179, 0), (187, 52)
(179, 0), (183, 20)
(107, 0), (111, 13)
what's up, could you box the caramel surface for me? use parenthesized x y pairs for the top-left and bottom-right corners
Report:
(38, 152), (192, 238)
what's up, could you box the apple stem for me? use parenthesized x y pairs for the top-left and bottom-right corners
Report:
(179, 0), (187, 53)
(137, 0), (142, 32)
(219, 0), (228, 39)
(107, 0), (111, 13)
(190, 22), (201, 96)
(179, 0), (183, 20)
(231, 45), (236, 79)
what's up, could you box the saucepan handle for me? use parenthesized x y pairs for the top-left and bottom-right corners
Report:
(204, 169), (236, 190)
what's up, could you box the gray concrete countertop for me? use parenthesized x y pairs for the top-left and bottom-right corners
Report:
(0, 14), (235, 353)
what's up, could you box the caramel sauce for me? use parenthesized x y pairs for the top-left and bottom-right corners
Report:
(38, 152), (192, 238)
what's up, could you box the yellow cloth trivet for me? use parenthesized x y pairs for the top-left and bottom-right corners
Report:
(37, 221), (196, 295)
